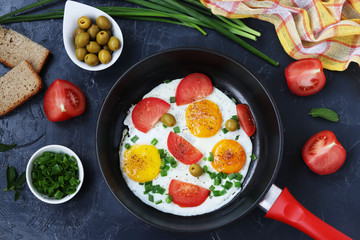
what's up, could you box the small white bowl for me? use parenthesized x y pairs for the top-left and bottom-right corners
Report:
(63, 0), (124, 71)
(26, 145), (84, 204)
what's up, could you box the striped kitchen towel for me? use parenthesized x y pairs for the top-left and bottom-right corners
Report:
(201, 0), (360, 71)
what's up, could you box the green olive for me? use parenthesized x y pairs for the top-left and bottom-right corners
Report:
(98, 49), (111, 64)
(96, 16), (111, 30)
(75, 48), (87, 61)
(75, 32), (90, 48)
(86, 41), (101, 54)
(225, 119), (239, 132)
(74, 28), (85, 38)
(96, 31), (110, 45)
(189, 164), (203, 177)
(108, 36), (121, 51)
(103, 44), (113, 54)
(161, 113), (176, 127)
(84, 53), (99, 66)
(87, 24), (100, 40)
(77, 16), (91, 29)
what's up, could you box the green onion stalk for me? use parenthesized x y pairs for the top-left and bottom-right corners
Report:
(0, 0), (279, 66)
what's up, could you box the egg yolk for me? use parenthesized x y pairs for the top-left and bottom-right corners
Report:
(211, 139), (246, 174)
(185, 99), (222, 138)
(122, 145), (161, 183)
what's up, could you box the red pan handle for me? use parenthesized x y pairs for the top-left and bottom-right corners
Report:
(265, 187), (352, 240)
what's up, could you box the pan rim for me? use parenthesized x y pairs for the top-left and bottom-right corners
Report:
(95, 47), (284, 232)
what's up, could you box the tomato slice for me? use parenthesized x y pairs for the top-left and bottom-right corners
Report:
(43, 79), (86, 122)
(302, 130), (346, 175)
(167, 132), (203, 165)
(285, 58), (326, 96)
(169, 179), (210, 207)
(175, 73), (213, 106)
(131, 97), (170, 133)
(236, 104), (256, 137)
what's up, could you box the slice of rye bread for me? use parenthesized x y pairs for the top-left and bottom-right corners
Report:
(0, 60), (43, 116)
(0, 26), (50, 73)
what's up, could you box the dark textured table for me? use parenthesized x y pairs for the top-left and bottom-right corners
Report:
(1, 1), (359, 239)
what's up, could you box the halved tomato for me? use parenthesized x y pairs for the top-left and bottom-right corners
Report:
(131, 97), (170, 133)
(167, 132), (203, 165)
(175, 73), (213, 106)
(302, 130), (346, 175)
(169, 179), (210, 207)
(43, 79), (86, 122)
(285, 58), (326, 96)
(236, 104), (256, 137)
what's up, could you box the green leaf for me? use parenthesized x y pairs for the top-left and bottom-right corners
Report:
(0, 143), (16, 152)
(14, 172), (26, 189)
(309, 108), (339, 122)
(14, 190), (21, 201)
(6, 166), (17, 189)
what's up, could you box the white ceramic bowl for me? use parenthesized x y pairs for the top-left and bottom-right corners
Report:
(26, 145), (84, 204)
(63, 0), (124, 71)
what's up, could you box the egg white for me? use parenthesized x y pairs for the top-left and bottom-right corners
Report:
(119, 79), (253, 216)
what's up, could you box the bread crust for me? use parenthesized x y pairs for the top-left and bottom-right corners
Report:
(0, 60), (43, 116)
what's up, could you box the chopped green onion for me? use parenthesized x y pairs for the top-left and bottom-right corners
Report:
(223, 181), (233, 190)
(231, 115), (239, 121)
(235, 173), (243, 181)
(202, 165), (208, 173)
(171, 162), (177, 168)
(151, 138), (158, 146)
(31, 152), (80, 199)
(228, 173), (236, 180)
(152, 185), (157, 193)
(209, 185), (215, 191)
(131, 135), (139, 143)
(157, 185), (166, 194)
(155, 200), (163, 205)
(208, 152), (214, 162)
(165, 194), (173, 203)
(231, 97), (237, 104)
(235, 135), (239, 140)
(220, 189), (227, 195)
(214, 177), (221, 186)
(173, 126), (180, 134)
(158, 149), (165, 158)
(221, 172), (228, 179)
(139, 182), (144, 185)
(162, 123), (168, 128)
(160, 170), (167, 177)
(213, 190), (221, 197)
(164, 165), (170, 171)
(210, 172), (217, 179)
(234, 181), (241, 188)
(145, 181), (152, 186)
(125, 143), (131, 149)
(54, 190), (64, 199)
(145, 185), (152, 192)
(170, 96), (176, 103)
(222, 128), (229, 134)
(250, 154), (258, 160)
(164, 79), (171, 84)
(203, 157), (207, 161)
(148, 194), (154, 202)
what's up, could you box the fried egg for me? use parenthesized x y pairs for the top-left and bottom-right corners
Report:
(119, 78), (253, 216)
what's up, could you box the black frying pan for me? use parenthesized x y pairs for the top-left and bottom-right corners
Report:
(95, 48), (351, 238)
